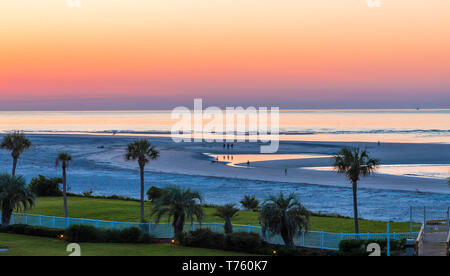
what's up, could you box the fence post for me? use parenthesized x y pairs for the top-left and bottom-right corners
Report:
(410, 206), (413, 234)
(96, 220), (99, 228)
(25, 214), (28, 225)
(52, 216), (56, 228)
(11, 213), (14, 225)
(81, 218), (84, 225)
(321, 232), (324, 249)
(39, 215), (42, 226)
(213, 223), (216, 232)
(170, 223), (173, 238)
(367, 232), (369, 240)
(247, 225), (251, 233)
(111, 221), (115, 229)
(447, 207), (449, 231)
(301, 230), (305, 247)
(387, 222), (390, 257)
(423, 206), (426, 233)
(148, 223), (151, 234)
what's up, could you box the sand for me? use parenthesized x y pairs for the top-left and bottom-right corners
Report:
(85, 136), (450, 195)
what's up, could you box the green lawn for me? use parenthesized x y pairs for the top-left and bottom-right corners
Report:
(0, 233), (253, 256)
(20, 196), (417, 233)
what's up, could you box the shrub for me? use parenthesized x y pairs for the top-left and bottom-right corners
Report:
(224, 232), (267, 254)
(146, 186), (168, 202)
(65, 224), (106, 242)
(180, 228), (225, 249)
(29, 175), (63, 197)
(0, 224), (64, 238)
(65, 224), (153, 244)
(338, 238), (406, 256)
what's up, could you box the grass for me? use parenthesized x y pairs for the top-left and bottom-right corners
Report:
(20, 196), (418, 233)
(0, 233), (253, 256)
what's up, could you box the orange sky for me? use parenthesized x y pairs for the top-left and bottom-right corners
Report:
(1, 0), (450, 109)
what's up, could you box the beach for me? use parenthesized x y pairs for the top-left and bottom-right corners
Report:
(0, 109), (449, 221)
(87, 135), (450, 194)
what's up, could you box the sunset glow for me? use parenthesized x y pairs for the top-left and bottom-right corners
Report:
(1, 0), (450, 109)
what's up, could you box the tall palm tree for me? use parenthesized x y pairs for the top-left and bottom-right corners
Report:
(1, 131), (32, 176)
(214, 204), (239, 234)
(151, 185), (204, 239)
(56, 152), (72, 218)
(0, 174), (35, 226)
(333, 147), (380, 234)
(125, 139), (160, 222)
(259, 193), (310, 249)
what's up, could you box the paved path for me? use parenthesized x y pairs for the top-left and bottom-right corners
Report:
(419, 232), (448, 256)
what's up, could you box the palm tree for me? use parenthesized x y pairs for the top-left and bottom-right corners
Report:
(151, 185), (204, 239)
(125, 139), (159, 222)
(240, 195), (260, 211)
(0, 174), (35, 226)
(333, 147), (380, 234)
(214, 204), (239, 234)
(1, 131), (32, 176)
(56, 152), (72, 218)
(259, 193), (310, 249)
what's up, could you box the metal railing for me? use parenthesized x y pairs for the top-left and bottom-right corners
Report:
(3, 212), (418, 251)
(446, 229), (450, 256)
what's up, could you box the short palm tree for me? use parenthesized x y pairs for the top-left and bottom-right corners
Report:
(259, 193), (310, 249)
(1, 131), (32, 176)
(125, 139), (159, 222)
(56, 152), (72, 218)
(0, 174), (35, 226)
(333, 147), (380, 234)
(214, 204), (239, 234)
(151, 185), (204, 239)
(240, 195), (260, 211)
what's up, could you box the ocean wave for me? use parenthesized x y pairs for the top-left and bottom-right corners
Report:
(2, 128), (449, 136)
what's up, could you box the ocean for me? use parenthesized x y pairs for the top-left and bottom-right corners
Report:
(0, 109), (449, 221)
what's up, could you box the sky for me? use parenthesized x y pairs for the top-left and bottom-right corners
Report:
(1, 0), (450, 110)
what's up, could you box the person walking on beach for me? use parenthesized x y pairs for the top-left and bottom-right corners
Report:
(284, 168), (288, 176)
(247, 160), (250, 167)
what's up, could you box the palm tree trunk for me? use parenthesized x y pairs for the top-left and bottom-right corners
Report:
(139, 165), (145, 223)
(280, 224), (296, 249)
(1, 203), (12, 227)
(173, 213), (185, 238)
(12, 157), (18, 176)
(352, 180), (359, 234)
(224, 219), (233, 234)
(63, 165), (68, 218)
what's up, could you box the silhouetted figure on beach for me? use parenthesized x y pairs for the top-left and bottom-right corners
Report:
(284, 168), (288, 176)
(247, 160), (250, 167)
